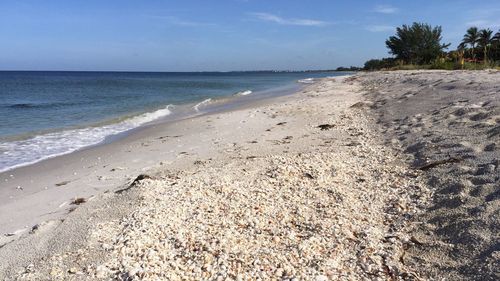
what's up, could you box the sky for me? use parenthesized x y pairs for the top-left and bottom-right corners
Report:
(0, 0), (499, 71)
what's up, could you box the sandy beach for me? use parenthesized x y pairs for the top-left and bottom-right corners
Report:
(359, 70), (500, 280)
(0, 71), (498, 280)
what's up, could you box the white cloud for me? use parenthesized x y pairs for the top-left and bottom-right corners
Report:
(249, 12), (330, 27)
(465, 19), (500, 29)
(374, 5), (399, 14)
(366, 25), (394, 32)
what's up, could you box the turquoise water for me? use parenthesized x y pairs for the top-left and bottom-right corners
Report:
(0, 71), (348, 172)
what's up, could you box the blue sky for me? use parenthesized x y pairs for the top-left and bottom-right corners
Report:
(1, 0), (499, 71)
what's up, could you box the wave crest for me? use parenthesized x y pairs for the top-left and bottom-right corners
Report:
(0, 105), (173, 173)
(127, 105), (173, 125)
(298, 78), (315, 84)
(234, 90), (253, 96)
(193, 99), (212, 112)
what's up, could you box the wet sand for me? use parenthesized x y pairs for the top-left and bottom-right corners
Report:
(1, 71), (498, 280)
(0, 84), (307, 245)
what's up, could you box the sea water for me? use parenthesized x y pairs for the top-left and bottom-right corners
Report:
(0, 71), (349, 172)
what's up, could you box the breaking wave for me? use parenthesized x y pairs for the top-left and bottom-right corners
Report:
(0, 105), (173, 173)
(298, 78), (315, 84)
(234, 90), (253, 96)
(193, 99), (212, 112)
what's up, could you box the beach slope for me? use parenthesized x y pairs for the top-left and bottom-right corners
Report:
(1, 75), (431, 280)
(359, 70), (499, 280)
(1, 71), (498, 280)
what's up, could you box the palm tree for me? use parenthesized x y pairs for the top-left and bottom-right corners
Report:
(495, 30), (500, 42)
(478, 29), (494, 63)
(461, 27), (480, 60)
(493, 30), (500, 62)
(456, 42), (468, 68)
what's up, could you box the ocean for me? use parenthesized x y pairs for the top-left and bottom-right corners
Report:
(0, 71), (349, 172)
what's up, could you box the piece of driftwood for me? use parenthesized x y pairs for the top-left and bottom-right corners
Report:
(115, 174), (154, 194)
(416, 157), (462, 171)
(317, 124), (335, 130)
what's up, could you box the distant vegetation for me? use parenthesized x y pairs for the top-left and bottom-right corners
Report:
(335, 66), (362, 71)
(364, 22), (500, 71)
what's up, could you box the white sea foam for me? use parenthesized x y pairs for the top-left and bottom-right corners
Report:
(234, 90), (253, 96)
(193, 99), (212, 112)
(0, 105), (173, 173)
(298, 78), (315, 84)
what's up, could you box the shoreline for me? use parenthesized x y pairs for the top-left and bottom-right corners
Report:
(1, 70), (497, 280)
(0, 78), (334, 245)
(0, 80), (310, 174)
(1, 74), (430, 280)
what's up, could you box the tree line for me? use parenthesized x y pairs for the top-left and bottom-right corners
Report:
(364, 22), (500, 70)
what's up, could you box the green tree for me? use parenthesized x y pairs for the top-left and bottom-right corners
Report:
(494, 30), (500, 43)
(461, 27), (480, 60)
(385, 22), (450, 64)
(478, 29), (494, 63)
(363, 58), (396, 70)
(494, 30), (500, 44)
(491, 30), (500, 62)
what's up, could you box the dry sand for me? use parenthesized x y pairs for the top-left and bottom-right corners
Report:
(0, 71), (498, 280)
(358, 70), (499, 280)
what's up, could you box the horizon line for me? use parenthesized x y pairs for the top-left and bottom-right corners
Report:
(0, 69), (358, 73)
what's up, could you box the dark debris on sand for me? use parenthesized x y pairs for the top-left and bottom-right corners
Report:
(359, 70), (500, 281)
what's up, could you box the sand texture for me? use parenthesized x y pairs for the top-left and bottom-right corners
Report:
(359, 70), (499, 280)
(0, 71), (498, 280)
(0, 76), (432, 280)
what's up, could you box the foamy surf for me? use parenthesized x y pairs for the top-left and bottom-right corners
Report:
(234, 90), (253, 96)
(193, 99), (212, 112)
(0, 72), (348, 173)
(0, 105), (173, 173)
(298, 78), (315, 84)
